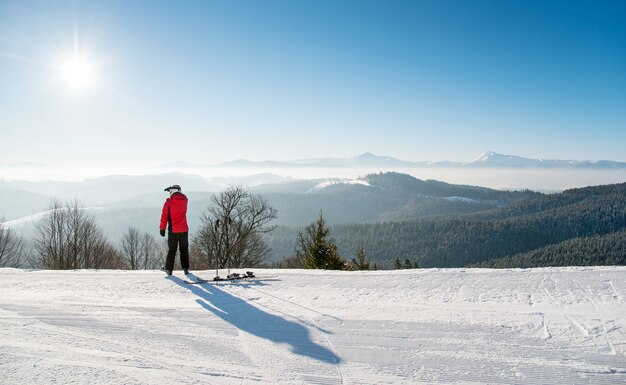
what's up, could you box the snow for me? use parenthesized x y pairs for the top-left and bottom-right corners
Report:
(2, 207), (106, 229)
(1, 267), (626, 384)
(445, 196), (479, 203)
(310, 179), (371, 191)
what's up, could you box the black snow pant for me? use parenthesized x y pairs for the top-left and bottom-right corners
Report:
(165, 231), (189, 272)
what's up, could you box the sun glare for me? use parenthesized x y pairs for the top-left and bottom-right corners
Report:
(56, 52), (99, 92)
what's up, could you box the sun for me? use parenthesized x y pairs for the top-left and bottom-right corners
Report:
(55, 52), (99, 92)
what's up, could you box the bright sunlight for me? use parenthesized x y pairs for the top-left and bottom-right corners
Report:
(55, 52), (99, 92)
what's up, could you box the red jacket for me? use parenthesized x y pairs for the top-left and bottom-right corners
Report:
(160, 192), (189, 233)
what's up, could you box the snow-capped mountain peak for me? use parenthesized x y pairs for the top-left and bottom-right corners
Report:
(472, 151), (498, 163)
(468, 151), (549, 167)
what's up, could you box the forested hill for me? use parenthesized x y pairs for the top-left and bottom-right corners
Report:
(475, 230), (626, 268)
(363, 172), (534, 202)
(259, 172), (539, 226)
(475, 182), (626, 222)
(330, 182), (626, 268)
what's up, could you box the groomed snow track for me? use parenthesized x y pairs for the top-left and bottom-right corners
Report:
(1, 267), (626, 384)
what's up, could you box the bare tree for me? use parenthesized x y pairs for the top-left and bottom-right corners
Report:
(33, 199), (119, 269)
(65, 199), (93, 268)
(276, 253), (306, 269)
(0, 218), (24, 268)
(33, 199), (66, 269)
(96, 242), (126, 270)
(121, 226), (141, 270)
(190, 223), (216, 270)
(122, 226), (166, 270)
(140, 232), (162, 270)
(192, 186), (278, 269)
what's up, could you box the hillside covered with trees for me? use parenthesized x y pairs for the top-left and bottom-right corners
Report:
(321, 182), (626, 268)
(475, 230), (626, 268)
(3, 172), (625, 270)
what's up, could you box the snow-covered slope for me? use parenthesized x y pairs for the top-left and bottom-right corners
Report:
(1, 268), (626, 384)
(466, 151), (626, 168)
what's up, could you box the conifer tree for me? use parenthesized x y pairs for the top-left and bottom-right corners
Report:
(355, 243), (369, 270)
(298, 211), (345, 270)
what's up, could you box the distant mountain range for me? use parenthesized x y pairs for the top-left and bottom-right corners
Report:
(159, 151), (626, 169)
(467, 151), (626, 168)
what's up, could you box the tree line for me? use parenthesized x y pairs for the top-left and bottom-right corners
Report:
(3, 199), (158, 270)
(2, 186), (372, 272)
(3, 182), (625, 271)
(1, 187), (281, 271)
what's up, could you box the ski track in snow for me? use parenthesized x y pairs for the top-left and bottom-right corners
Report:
(1, 267), (626, 384)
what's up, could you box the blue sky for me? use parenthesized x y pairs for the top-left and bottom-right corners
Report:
(0, 0), (625, 168)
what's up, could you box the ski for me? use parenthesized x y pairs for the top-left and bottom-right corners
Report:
(183, 279), (211, 284)
(183, 276), (276, 284)
(184, 271), (258, 284)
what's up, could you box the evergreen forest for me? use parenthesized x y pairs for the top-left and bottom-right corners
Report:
(269, 180), (626, 269)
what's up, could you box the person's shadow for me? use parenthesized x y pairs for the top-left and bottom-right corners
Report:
(169, 275), (341, 364)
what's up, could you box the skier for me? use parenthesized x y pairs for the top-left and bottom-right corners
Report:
(160, 185), (190, 275)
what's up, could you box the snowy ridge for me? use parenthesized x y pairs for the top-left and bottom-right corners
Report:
(309, 178), (371, 191)
(1, 267), (626, 384)
(445, 196), (479, 203)
(2, 207), (106, 229)
(466, 151), (625, 168)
